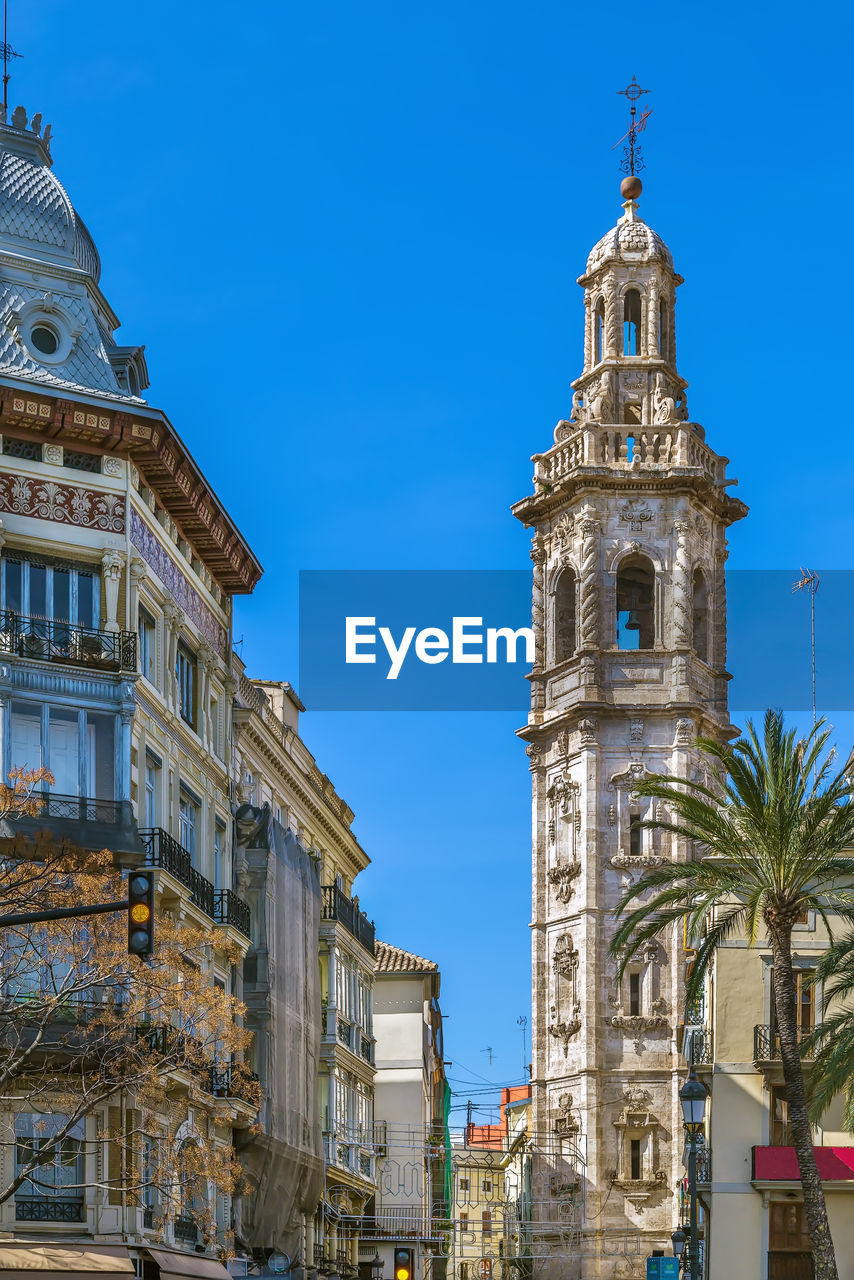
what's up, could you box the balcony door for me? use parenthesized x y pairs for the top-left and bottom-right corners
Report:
(768, 1202), (813, 1279)
(770, 970), (815, 1050)
(49, 711), (79, 796)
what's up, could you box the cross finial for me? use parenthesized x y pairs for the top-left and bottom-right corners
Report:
(613, 77), (652, 200)
(1, 2), (23, 113)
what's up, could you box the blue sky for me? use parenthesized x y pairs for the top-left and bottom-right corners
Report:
(16, 0), (854, 1120)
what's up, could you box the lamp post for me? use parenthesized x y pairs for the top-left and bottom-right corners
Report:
(679, 1069), (707, 1280)
(370, 1255), (383, 1280)
(671, 1228), (686, 1263)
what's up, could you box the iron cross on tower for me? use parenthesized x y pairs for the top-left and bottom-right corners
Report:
(613, 76), (651, 198)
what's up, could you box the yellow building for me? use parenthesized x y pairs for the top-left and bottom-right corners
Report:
(684, 917), (854, 1279)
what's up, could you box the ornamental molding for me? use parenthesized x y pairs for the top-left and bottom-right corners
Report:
(609, 1002), (669, 1053)
(0, 473), (124, 532)
(131, 508), (227, 658)
(548, 859), (582, 903)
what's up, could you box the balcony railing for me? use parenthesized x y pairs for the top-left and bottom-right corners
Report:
(28, 791), (128, 824)
(696, 1148), (711, 1183)
(686, 1027), (713, 1066)
(754, 1024), (815, 1063)
(174, 1215), (198, 1243)
(321, 884), (375, 955)
(207, 1062), (260, 1105)
(214, 888), (251, 939)
(0, 610), (136, 671)
(16, 1197), (85, 1222)
(140, 827), (215, 918)
(136, 1025), (258, 1109)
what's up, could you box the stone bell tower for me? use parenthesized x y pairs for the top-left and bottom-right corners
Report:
(512, 181), (747, 1279)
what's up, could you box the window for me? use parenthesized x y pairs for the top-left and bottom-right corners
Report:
(482, 1179), (492, 1194)
(769, 1203), (812, 1280)
(176, 642), (196, 728)
(459, 1212), (469, 1227)
(460, 1266), (469, 1280)
(771, 970), (815, 1046)
(144, 754), (160, 827)
(178, 789), (199, 860)
(29, 324), (59, 356)
(1, 554), (99, 628)
(554, 571), (576, 664)
(615, 555), (655, 649)
(479, 1263), (492, 1280)
(10, 701), (115, 799)
(214, 821), (225, 892)
(770, 1084), (792, 1146)
(623, 290), (641, 355)
(629, 813), (642, 860)
(629, 971), (641, 1017)
(459, 1178), (469, 1192)
(141, 1135), (159, 1224)
(481, 1210), (492, 1236)
(629, 1138), (642, 1181)
(692, 569), (709, 663)
(14, 1114), (84, 1211)
(595, 298), (605, 363)
(138, 608), (156, 682)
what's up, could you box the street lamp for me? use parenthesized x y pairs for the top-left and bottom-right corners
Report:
(671, 1228), (686, 1261)
(370, 1255), (384, 1280)
(679, 1069), (708, 1280)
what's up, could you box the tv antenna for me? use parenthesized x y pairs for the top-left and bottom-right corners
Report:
(517, 1015), (528, 1075)
(613, 76), (651, 179)
(792, 568), (820, 725)
(1, 2), (23, 113)
(481, 1046), (494, 1066)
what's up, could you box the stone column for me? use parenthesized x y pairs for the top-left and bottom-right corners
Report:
(162, 602), (182, 713)
(119, 706), (133, 802)
(530, 535), (546, 713)
(128, 556), (146, 625)
(101, 549), (123, 633)
(645, 277), (659, 357)
(578, 519), (600, 651)
(672, 519), (692, 649)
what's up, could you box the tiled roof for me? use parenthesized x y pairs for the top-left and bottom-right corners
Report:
(375, 940), (438, 974)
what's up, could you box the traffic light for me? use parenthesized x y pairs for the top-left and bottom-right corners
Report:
(393, 1249), (413, 1280)
(127, 870), (154, 958)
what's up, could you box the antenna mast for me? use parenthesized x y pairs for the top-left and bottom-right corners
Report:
(1, 1), (23, 113)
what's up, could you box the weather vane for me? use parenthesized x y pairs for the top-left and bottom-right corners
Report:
(2, 1), (23, 113)
(613, 77), (651, 179)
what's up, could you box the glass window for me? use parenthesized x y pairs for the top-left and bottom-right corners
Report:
(145, 755), (160, 827)
(10, 702), (115, 799)
(176, 644), (196, 728)
(49, 708), (79, 796)
(179, 789), (199, 859)
(214, 822), (225, 891)
(14, 1114), (84, 1203)
(629, 971), (641, 1017)
(138, 608), (156, 683)
(0, 557), (100, 628)
(10, 703), (42, 774)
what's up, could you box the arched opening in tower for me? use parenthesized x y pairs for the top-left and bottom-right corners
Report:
(623, 289), (641, 357)
(595, 298), (605, 364)
(615, 555), (655, 649)
(692, 567), (710, 663)
(554, 569), (577, 664)
(659, 295), (671, 363)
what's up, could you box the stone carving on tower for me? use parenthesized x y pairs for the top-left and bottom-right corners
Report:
(513, 171), (747, 1278)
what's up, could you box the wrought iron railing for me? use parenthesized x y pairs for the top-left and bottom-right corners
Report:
(16, 1197), (85, 1222)
(139, 827), (215, 918)
(207, 1062), (260, 1105)
(754, 1024), (815, 1062)
(688, 1027), (713, 1065)
(214, 888), (251, 938)
(174, 1215), (198, 1243)
(143, 1205), (154, 1228)
(360, 1034), (374, 1064)
(30, 792), (126, 824)
(696, 1148), (711, 1183)
(0, 610), (136, 670)
(321, 884), (375, 955)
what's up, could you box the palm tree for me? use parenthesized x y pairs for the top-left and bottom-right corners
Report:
(805, 934), (854, 1131)
(610, 709), (854, 1280)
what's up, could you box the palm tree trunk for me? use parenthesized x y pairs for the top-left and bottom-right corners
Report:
(769, 923), (839, 1280)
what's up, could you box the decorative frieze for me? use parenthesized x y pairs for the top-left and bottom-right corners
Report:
(0, 473), (124, 531)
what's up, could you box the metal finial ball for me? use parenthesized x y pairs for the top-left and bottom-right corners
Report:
(621, 175), (642, 200)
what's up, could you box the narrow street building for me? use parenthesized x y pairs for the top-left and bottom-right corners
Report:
(513, 177), (747, 1277)
(0, 100), (259, 1273)
(370, 941), (448, 1280)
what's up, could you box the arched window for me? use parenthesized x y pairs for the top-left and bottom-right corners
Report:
(623, 290), (641, 356)
(616, 555), (655, 649)
(595, 298), (605, 364)
(692, 568), (709, 663)
(659, 296), (670, 362)
(176, 1139), (203, 1240)
(554, 570), (576, 664)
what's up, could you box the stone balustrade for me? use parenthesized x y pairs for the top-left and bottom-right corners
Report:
(532, 423), (726, 489)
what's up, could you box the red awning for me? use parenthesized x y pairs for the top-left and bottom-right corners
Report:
(753, 1146), (854, 1181)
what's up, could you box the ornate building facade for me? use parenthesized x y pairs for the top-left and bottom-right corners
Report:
(513, 185), (747, 1277)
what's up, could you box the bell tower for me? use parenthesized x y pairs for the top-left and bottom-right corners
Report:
(512, 172), (747, 1278)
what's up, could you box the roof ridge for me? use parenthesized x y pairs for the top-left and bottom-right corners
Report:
(375, 939), (439, 972)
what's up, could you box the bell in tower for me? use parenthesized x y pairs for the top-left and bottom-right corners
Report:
(513, 85), (748, 1279)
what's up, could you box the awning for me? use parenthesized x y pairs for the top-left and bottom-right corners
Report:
(145, 1251), (231, 1280)
(0, 1244), (133, 1277)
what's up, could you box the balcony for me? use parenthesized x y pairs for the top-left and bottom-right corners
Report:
(754, 1025), (815, 1064)
(140, 827), (215, 918)
(207, 1062), (260, 1106)
(321, 884), (375, 955)
(683, 1026), (713, 1066)
(16, 1197), (85, 1222)
(0, 610), (136, 671)
(137, 1025), (258, 1110)
(174, 1215), (198, 1243)
(6, 791), (144, 860)
(696, 1148), (711, 1184)
(214, 888), (251, 939)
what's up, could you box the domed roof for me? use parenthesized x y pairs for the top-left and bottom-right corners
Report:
(0, 125), (101, 282)
(585, 210), (672, 275)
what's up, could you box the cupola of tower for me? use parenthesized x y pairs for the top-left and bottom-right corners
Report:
(570, 188), (686, 431)
(0, 105), (148, 401)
